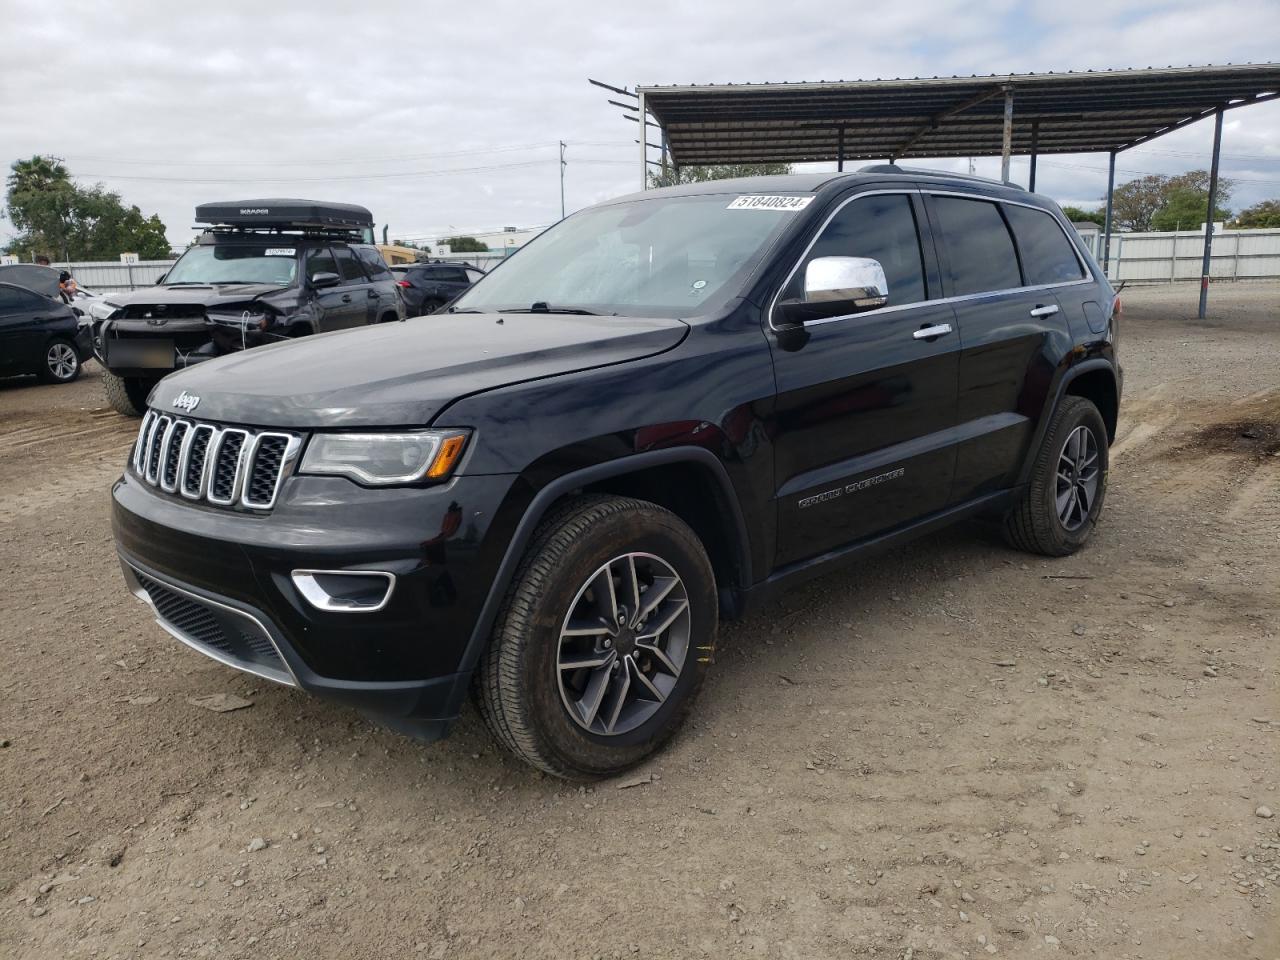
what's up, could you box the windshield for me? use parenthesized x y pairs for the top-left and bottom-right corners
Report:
(452, 194), (802, 317)
(165, 241), (298, 286)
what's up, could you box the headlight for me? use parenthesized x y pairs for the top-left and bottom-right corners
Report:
(88, 299), (119, 321)
(299, 430), (469, 485)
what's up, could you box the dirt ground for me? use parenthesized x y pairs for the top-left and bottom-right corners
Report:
(2, 282), (1277, 960)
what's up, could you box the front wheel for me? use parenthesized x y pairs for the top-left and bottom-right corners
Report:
(101, 371), (156, 417)
(1003, 395), (1108, 556)
(38, 338), (82, 384)
(474, 495), (717, 779)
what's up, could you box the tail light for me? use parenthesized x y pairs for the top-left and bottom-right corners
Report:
(395, 280), (412, 288)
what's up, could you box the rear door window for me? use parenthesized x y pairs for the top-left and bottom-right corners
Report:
(331, 245), (367, 284)
(1003, 205), (1087, 285)
(354, 245), (392, 280)
(783, 193), (927, 308)
(930, 196), (1022, 296)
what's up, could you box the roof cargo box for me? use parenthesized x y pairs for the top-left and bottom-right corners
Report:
(194, 199), (374, 230)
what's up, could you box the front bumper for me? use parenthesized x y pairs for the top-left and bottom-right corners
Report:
(112, 464), (518, 735)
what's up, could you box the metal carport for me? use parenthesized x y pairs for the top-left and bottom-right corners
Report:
(598, 64), (1280, 318)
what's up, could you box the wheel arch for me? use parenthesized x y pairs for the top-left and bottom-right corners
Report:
(457, 448), (751, 676)
(1018, 358), (1119, 487)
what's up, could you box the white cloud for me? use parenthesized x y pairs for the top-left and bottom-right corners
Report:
(0, 0), (1276, 249)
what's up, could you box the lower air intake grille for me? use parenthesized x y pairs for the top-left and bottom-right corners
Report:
(131, 568), (292, 685)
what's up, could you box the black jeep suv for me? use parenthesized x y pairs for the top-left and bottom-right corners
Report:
(90, 200), (402, 416)
(112, 168), (1121, 779)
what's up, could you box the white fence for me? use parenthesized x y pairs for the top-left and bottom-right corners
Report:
(1086, 228), (1280, 283)
(51, 229), (1280, 293)
(50, 259), (174, 293)
(55, 253), (513, 292)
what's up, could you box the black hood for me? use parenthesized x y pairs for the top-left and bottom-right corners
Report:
(105, 283), (285, 308)
(148, 313), (689, 428)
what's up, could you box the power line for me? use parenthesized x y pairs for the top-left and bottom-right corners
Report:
(61, 141), (561, 167)
(72, 158), (559, 184)
(1039, 159), (1280, 186)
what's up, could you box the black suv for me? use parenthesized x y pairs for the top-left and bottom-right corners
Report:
(391, 261), (486, 316)
(112, 169), (1121, 779)
(90, 200), (402, 415)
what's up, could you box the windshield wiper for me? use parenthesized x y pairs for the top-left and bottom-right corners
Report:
(506, 302), (602, 315)
(447, 307), (486, 314)
(162, 281), (212, 286)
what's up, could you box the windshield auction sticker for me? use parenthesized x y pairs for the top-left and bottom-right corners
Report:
(265, 248), (296, 257)
(727, 195), (814, 211)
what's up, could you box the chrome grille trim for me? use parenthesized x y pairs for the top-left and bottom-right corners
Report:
(132, 411), (153, 474)
(240, 432), (302, 510)
(145, 416), (171, 484)
(159, 419), (189, 492)
(180, 424), (216, 500)
(206, 428), (250, 506)
(132, 414), (299, 512)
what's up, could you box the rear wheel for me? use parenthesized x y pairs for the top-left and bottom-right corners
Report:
(474, 495), (716, 779)
(1003, 395), (1108, 556)
(420, 298), (445, 316)
(102, 371), (155, 416)
(38, 338), (81, 384)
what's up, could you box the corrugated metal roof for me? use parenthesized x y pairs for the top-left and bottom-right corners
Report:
(635, 64), (1280, 165)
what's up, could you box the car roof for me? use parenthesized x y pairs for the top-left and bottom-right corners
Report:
(605, 166), (1039, 207)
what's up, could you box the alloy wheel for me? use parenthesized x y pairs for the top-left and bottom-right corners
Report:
(47, 342), (78, 380)
(1056, 424), (1100, 531)
(556, 552), (691, 736)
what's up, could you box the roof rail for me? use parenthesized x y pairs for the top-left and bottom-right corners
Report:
(857, 163), (1026, 189)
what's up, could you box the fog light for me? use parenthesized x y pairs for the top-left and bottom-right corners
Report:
(291, 570), (395, 613)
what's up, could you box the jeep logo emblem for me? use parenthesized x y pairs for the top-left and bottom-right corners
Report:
(172, 391), (200, 413)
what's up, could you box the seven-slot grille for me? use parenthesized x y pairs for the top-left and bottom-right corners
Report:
(132, 410), (299, 510)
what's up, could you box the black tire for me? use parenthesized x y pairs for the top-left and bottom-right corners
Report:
(1003, 395), (1108, 556)
(37, 337), (81, 384)
(474, 494), (717, 779)
(102, 371), (155, 417)
(420, 298), (445, 316)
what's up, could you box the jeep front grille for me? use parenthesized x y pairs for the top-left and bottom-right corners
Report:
(132, 410), (300, 511)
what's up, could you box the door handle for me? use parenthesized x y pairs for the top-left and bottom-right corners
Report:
(912, 323), (953, 340)
(1029, 304), (1059, 317)
(367, 290), (378, 298)
(341, 294), (352, 303)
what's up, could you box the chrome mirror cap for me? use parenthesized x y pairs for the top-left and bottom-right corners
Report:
(804, 256), (889, 309)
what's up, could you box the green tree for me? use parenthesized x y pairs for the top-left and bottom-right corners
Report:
(441, 235), (489, 253)
(1060, 205), (1106, 226)
(4, 155), (171, 260)
(1107, 170), (1234, 232)
(1151, 186), (1232, 232)
(648, 162), (793, 189)
(1231, 199), (1280, 228)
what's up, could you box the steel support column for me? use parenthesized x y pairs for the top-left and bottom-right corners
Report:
(837, 127), (845, 172)
(1198, 107), (1224, 319)
(1028, 120), (1039, 191)
(637, 90), (648, 190)
(1103, 150), (1117, 275)
(1000, 87), (1014, 183)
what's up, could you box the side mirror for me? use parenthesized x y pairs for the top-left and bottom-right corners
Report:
(311, 272), (341, 289)
(776, 256), (888, 325)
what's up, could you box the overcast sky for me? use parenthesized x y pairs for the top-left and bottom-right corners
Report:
(1, 0), (1277, 251)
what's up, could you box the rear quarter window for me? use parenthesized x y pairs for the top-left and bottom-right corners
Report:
(1003, 205), (1087, 285)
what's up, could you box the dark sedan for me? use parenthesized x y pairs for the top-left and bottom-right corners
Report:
(0, 282), (89, 383)
(391, 262), (485, 316)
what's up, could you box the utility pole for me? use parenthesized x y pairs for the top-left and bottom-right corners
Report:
(559, 141), (567, 220)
